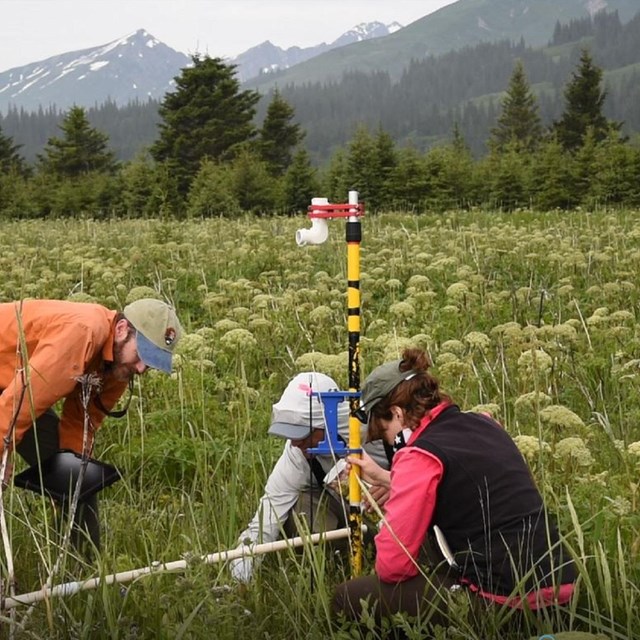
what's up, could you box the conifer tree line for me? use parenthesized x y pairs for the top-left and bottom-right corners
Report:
(3, 8), (638, 164)
(0, 19), (639, 218)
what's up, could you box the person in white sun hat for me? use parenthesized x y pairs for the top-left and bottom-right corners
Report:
(230, 371), (391, 582)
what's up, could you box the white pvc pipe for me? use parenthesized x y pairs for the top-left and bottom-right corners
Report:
(1, 527), (353, 610)
(296, 217), (328, 246)
(295, 197), (329, 246)
(348, 190), (358, 210)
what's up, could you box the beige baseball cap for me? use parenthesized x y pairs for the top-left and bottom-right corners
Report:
(123, 299), (182, 373)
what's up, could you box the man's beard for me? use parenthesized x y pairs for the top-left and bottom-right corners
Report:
(110, 334), (137, 381)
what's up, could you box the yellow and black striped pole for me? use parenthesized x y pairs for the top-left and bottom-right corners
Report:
(345, 190), (364, 576)
(296, 191), (365, 576)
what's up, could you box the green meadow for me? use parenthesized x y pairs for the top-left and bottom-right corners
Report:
(1, 210), (639, 639)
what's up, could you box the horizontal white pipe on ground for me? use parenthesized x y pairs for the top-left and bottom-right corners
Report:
(1, 527), (353, 610)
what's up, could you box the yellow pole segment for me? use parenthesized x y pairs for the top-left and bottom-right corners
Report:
(346, 191), (363, 576)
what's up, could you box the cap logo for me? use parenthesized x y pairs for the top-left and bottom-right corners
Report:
(164, 327), (177, 346)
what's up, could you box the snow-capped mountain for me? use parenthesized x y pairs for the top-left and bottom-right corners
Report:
(332, 21), (403, 47)
(0, 29), (191, 114)
(231, 21), (402, 82)
(0, 22), (403, 114)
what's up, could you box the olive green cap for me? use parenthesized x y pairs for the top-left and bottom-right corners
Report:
(359, 359), (418, 423)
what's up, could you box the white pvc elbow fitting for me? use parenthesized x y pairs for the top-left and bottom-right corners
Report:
(296, 198), (329, 246)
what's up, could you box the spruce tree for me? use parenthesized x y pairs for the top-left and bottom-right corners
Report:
(322, 149), (350, 202)
(230, 150), (278, 214)
(344, 126), (397, 209)
(554, 49), (616, 151)
(344, 126), (378, 204)
(373, 128), (397, 208)
(589, 130), (638, 204)
(0, 125), (28, 176)
(530, 138), (577, 210)
(484, 142), (529, 211)
(38, 106), (117, 177)
(151, 55), (260, 195)
(451, 122), (468, 154)
(186, 159), (240, 217)
(259, 90), (304, 177)
(281, 148), (319, 214)
(386, 146), (430, 210)
(489, 60), (542, 153)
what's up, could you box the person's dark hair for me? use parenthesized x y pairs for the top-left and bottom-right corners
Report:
(369, 347), (450, 439)
(115, 312), (136, 340)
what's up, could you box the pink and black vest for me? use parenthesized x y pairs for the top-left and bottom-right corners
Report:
(413, 405), (576, 595)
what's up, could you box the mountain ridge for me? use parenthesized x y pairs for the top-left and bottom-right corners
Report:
(0, 29), (190, 114)
(245, 0), (639, 90)
(0, 21), (403, 114)
(231, 21), (402, 82)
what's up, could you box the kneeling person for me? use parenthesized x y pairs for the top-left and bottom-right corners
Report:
(230, 371), (390, 582)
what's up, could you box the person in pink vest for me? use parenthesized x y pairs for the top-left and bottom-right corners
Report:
(333, 347), (576, 634)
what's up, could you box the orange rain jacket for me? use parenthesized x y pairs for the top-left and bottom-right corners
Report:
(0, 300), (129, 455)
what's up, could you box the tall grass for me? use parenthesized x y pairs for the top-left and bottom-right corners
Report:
(1, 210), (639, 638)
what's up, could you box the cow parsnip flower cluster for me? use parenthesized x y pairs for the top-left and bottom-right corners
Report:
(490, 322), (523, 345)
(627, 441), (640, 462)
(219, 328), (258, 352)
(294, 351), (348, 386)
(175, 332), (207, 357)
(214, 319), (241, 333)
(445, 282), (470, 302)
(514, 391), (553, 414)
(228, 306), (251, 322)
(248, 317), (272, 331)
(366, 319), (388, 335)
(470, 403), (501, 419)
(68, 291), (97, 303)
(372, 334), (417, 361)
(434, 354), (474, 380)
(540, 405), (586, 433)
(513, 435), (550, 462)
(409, 333), (432, 350)
(605, 496), (632, 517)
(126, 285), (159, 304)
(406, 274), (431, 291)
(590, 309), (614, 328)
(308, 305), (334, 325)
(385, 278), (403, 291)
(517, 348), (553, 376)
(464, 331), (491, 353)
(577, 470), (609, 487)
(440, 339), (466, 356)
(554, 437), (594, 467)
(389, 301), (415, 320)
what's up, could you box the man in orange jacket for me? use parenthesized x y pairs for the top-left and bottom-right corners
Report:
(0, 298), (183, 552)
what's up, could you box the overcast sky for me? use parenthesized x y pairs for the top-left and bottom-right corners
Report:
(1, 0), (458, 72)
